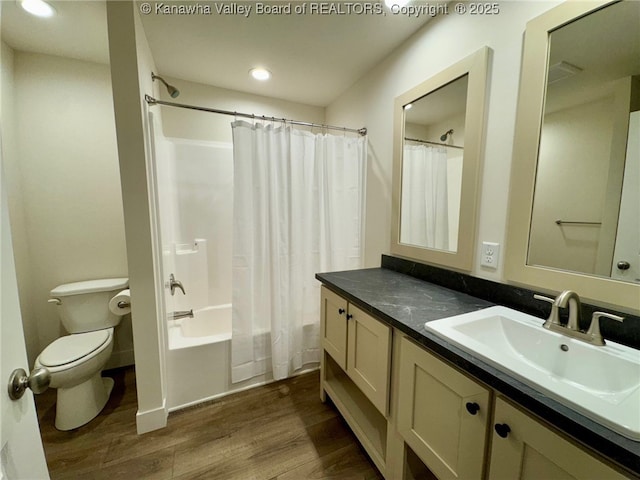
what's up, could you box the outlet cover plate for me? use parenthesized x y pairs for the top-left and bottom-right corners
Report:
(481, 242), (500, 269)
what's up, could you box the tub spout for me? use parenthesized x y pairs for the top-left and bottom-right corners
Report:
(170, 310), (194, 320)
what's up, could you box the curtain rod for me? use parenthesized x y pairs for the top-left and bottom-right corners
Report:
(404, 137), (464, 150)
(145, 95), (367, 136)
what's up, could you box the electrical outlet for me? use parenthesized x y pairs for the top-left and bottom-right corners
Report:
(481, 242), (500, 269)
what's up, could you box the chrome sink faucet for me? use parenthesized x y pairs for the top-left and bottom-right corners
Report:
(534, 290), (624, 345)
(554, 290), (582, 331)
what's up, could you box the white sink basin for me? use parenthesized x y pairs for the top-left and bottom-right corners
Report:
(425, 306), (640, 440)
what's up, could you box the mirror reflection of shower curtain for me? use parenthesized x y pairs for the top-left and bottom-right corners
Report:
(231, 120), (367, 382)
(401, 144), (449, 250)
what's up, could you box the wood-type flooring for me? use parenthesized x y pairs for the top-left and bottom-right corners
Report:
(35, 368), (383, 479)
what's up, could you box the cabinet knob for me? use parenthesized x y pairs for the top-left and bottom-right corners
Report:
(494, 423), (511, 438)
(338, 308), (345, 315)
(346, 314), (353, 320)
(465, 402), (480, 415)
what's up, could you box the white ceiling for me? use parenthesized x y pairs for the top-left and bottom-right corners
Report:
(1, 1), (111, 65)
(2, 0), (437, 106)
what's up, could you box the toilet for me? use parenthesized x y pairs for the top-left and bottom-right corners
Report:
(35, 278), (129, 431)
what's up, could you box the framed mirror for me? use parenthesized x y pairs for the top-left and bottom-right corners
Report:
(391, 47), (490, 271)
(506, 0), (640, 313)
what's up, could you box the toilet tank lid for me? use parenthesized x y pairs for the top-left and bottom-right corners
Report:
(50, 278), (129, 297)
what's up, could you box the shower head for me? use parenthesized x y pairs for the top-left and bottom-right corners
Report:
(151, 72), (180, 98)
(440, 129), (454, 142)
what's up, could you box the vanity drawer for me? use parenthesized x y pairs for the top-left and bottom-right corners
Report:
(489, 397), (629, 480)
(321, 286), (348, 369)
(346, 302), (391, 416)
(397, 335), (490, 480)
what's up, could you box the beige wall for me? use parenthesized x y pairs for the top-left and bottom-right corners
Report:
(159, 76), (325, 143)
(326, 1), (561, 279)
(2, 46), (131, 366)
(0, 42), (40, 363)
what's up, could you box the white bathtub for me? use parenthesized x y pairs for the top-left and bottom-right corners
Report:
(168, 304), (231, 350)
(166, 303), (275, 410)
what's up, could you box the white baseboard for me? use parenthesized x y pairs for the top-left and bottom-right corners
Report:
(136, 400), (167, 434)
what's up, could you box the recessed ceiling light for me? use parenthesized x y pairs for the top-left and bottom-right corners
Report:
(19, 0), (56, 17)
(250, 68), (271, 81)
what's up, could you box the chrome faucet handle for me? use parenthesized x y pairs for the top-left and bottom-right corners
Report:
(586, 312), (624, 346)
(533, 294), (561, 328)
(169, 273), (186, 296)
(533, 294), (554, 304)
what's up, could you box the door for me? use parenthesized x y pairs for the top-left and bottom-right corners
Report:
(321, 286), (348, 369)
(611, 110), (640, 283)
(488, 397), (626, 480)
(1, 158), (50, 477)
(398, 336), (489, 480)
(346, 303), (391, 415)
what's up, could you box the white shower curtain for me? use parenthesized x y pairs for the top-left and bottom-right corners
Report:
(231, 120), (366, 382)
(400, 144), (449, 249)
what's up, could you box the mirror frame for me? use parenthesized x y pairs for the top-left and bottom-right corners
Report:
(505, 0), (640, 314)
(391, 46), (490, 271)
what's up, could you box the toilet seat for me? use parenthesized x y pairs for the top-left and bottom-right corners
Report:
(39, 330), (111, 367)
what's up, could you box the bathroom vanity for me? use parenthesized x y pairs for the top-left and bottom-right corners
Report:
(317, 261), (640, 479)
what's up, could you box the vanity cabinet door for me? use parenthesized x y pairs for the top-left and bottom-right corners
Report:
(489, 397), (628, 480)
(346, 303), (391, 415)
(398, 336), (490, 480)
(321, 286), (348, 369)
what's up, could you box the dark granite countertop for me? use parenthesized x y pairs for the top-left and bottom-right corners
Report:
(316, 267), (640, 477)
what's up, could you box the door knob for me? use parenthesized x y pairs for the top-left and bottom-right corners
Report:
(8, 367), (51, 400)
(617, 261), (630, 271)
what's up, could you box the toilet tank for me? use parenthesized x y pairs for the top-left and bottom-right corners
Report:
(50, 278), (129, 333)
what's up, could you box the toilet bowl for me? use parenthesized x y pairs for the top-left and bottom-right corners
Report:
(36, 328), (115, 430)
(38, 278), (128, 430)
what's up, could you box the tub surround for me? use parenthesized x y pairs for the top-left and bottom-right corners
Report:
(316, 257), (640, 476)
